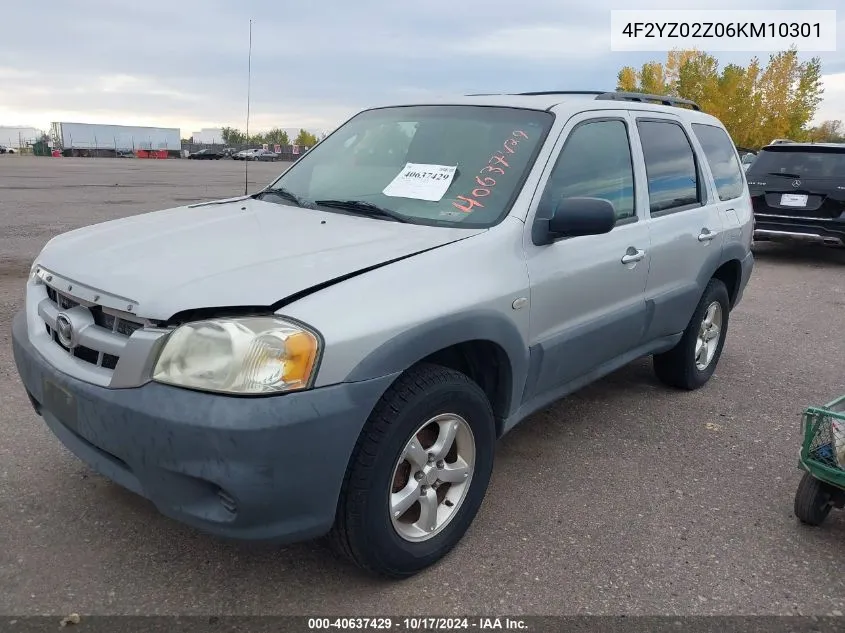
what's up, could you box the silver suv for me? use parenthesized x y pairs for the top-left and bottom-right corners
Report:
(12, 90), (754, 578)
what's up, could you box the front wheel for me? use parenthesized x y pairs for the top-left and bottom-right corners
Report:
(653, 278), (730, 390)
(330, 363), (496, 578)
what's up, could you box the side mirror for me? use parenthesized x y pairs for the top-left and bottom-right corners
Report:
(534, 197), (617, 244)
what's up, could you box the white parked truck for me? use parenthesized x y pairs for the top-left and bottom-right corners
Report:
(51, 122), (181, 152)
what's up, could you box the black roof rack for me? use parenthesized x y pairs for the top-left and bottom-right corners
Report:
(464, 90), (702, 111)
(466, 91), (608, 97)
(594, 91), (701, 111)
(515, 90), (607, 96)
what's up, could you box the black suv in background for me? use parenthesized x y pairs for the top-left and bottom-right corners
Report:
(747, 143), (845, 248)
(188, 148), (223, 160)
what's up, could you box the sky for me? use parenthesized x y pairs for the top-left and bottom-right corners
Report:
(1, 0), (843, 137)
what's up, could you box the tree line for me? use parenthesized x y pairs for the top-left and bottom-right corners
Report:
(218, 127), (322, 147)
(615, 48), (842, 149)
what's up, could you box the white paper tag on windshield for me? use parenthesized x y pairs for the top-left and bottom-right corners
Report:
(382, 163), (457, 202)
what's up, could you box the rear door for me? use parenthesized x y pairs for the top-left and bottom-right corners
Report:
(630, 114), (726, 341)
(690, 122), (754, 256)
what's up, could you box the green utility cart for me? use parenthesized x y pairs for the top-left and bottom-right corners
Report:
(795, 393), (845, 525)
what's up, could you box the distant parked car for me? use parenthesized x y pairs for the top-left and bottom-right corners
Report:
(0, 145), (15, 154)
(250, 148), (279, 162)
(746, 141), (845, 247)
(189, 149), (223, 160)
(221, 147), (239, 159)
(232, 148), (277, 161)
(233, 149), (259, 161)
(116, 149), (135, 158)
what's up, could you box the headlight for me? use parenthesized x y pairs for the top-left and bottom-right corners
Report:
(152, 316), (320, 395)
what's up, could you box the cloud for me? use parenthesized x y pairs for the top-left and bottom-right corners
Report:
(97, 75), (197, 101)
(0, 0), (843, 132)
(813, 73), (845, 124)
(454, 25), (610, 61)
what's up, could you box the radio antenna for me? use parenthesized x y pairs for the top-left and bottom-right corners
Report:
(244, 18), (253, 195)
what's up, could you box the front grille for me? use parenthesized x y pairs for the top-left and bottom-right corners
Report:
(48, 286), (79, 309)
(40, 284), (145, 373)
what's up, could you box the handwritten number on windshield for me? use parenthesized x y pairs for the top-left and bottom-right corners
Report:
(454, 195), (484, 212)
(453, 130), (529, 213)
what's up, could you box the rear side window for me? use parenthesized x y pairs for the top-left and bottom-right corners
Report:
(746, 147), (845, 179)
(637, 120), (701, 214)
(692, 123), (744, 201)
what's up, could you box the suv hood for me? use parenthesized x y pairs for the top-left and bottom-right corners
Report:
(35, 197), (486, 321)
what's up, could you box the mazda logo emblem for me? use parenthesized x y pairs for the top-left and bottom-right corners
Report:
(55, 314), (74, 348)
(792, 179), (801, 188)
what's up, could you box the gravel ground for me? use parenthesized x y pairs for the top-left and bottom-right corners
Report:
(1, 156), (845, 616)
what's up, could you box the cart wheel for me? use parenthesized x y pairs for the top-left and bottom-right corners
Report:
(794, 472), (834, 526)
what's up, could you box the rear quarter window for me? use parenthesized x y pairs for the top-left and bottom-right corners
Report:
(691, 123), (745, 201)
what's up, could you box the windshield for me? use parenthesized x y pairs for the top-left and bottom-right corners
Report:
(747, 147), (845, 178)
(265, 105), (554, 228)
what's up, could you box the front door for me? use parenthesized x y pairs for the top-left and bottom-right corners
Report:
(523, 111), (651, 401)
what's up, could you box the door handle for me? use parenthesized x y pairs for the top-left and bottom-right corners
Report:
(621, 248), (646, 265)
(698, 228), (718, 242)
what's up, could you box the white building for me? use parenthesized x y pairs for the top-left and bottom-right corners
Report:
(0, 126), (43, 148)
(191, 128), (224, 144)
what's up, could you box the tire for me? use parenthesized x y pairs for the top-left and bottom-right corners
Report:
(330, 363), (496, 578)
(794, 472), (833, 526)
(653, 278), (730, 390)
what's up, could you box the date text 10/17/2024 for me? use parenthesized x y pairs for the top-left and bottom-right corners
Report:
(307, 617), (529, 630)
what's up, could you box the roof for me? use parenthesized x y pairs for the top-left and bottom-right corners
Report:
(364, 91), (723, 126)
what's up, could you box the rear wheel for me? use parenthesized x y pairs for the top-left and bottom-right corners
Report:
(330, 363), (496, 578)
(654, 278), (730, 390)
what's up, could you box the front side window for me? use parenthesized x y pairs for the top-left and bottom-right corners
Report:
(637, 120), (701, 214)
(265, 106), (555, 228)
(538, 119), (636, 221)
(692, 123), (744, 201)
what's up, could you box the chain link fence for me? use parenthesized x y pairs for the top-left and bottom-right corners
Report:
(3, 137), (312, 160)
(181, 141), (310, 162)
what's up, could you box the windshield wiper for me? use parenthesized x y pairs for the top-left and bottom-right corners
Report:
(767, 172), (802, 178)
(255, 186), (315, 209)
(314, 199), (411, 223)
